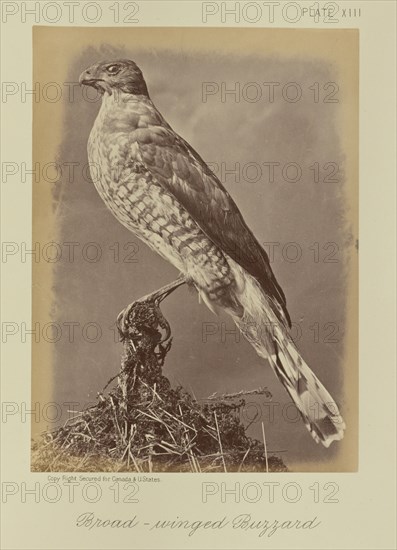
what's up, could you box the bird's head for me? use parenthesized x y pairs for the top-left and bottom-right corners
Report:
(79, 59), (149, 96)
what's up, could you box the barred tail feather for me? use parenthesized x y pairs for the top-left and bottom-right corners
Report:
(270, 335), (346, 447)
(228, 261), (346, 447)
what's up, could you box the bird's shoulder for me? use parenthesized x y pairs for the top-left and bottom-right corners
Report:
(124, 116), (233, 207)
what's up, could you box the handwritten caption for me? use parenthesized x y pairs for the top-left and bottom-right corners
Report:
(76, 511), (321, 538)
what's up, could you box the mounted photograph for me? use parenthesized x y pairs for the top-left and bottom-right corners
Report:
(31, 27), (358, 473)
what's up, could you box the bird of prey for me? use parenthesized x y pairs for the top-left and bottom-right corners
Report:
(79, 59), (345, 447)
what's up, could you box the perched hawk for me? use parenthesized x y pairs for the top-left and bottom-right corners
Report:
(79, 59), (345, 447)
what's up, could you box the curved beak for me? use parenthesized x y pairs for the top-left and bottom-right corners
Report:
(79, 70), (93, 86)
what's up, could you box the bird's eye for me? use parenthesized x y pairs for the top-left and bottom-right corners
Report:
(106, 64), (120, 75)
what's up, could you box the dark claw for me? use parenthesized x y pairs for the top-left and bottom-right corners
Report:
(158, 316), (171, 343)
(117, 302), (135, 338)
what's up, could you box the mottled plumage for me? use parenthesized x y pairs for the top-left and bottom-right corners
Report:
(80, 59), (345, 447)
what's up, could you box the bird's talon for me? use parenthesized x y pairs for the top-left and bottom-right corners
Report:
(158, 322), (171, 343)
(117, 302), (135, 337)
